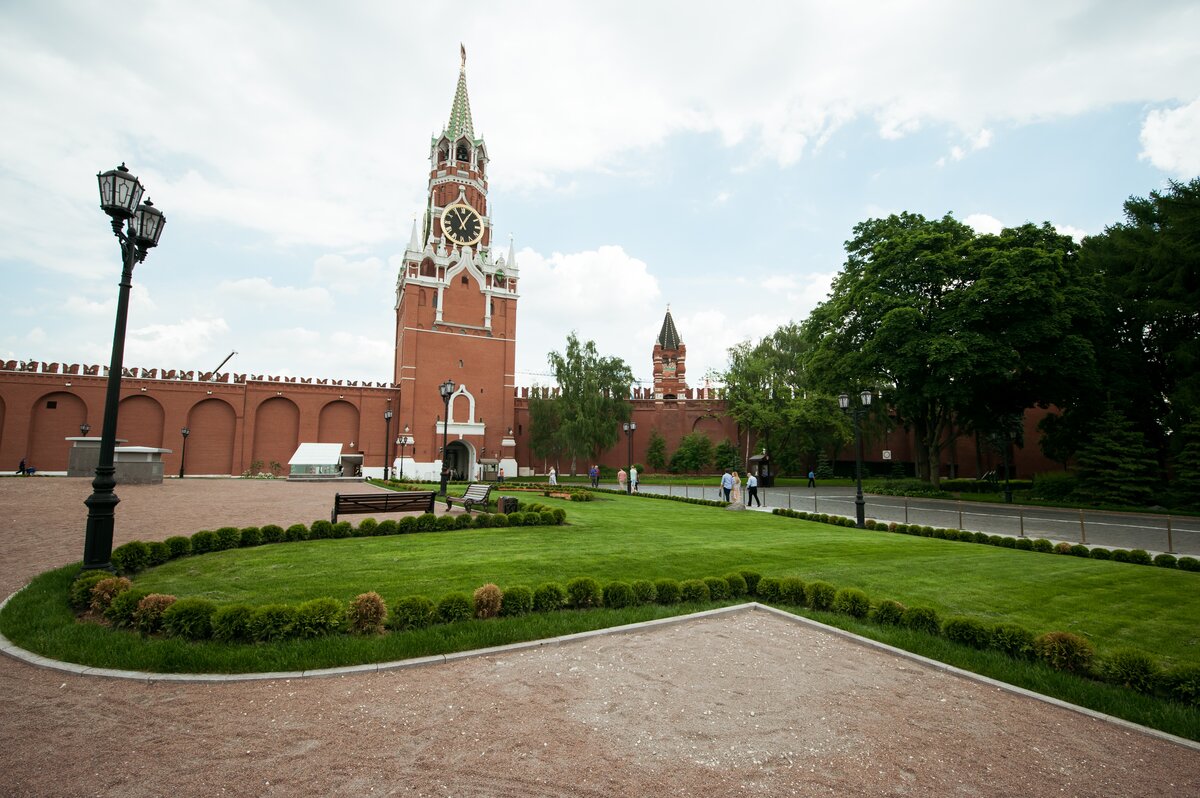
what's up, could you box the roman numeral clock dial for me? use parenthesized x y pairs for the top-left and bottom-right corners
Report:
(440, 203), (483, 247)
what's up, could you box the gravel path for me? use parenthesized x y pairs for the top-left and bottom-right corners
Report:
(1, 477), (1198, 797)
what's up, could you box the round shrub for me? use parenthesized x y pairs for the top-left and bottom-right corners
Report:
(134, 593), (177, 635)
(919, 526), (935, 537)
(1110, 549), (1131, 563)
(832, 588), (870, 619)
(260, 524), (284, 543)
(540, 510), (557, 526)
(739, 570), (762, 595)
(474, 583), (503, 619)
(1031, 538), (1053, 553)
(164, 535), (192, 558)
(500, 585), (533, 617)
(998, 536), (1017, 549)
(602, 581), (635, 609)
(755, 576), (783, 603)
(679, 579), (711, 603)
(1128, 549), (1153, 565)
(415, 513), (439, 532)
(1162, 665), (1200, 706)
(111, 541), (150, 575)
(70, 571), (113, 611)
(436, 592), (474, 624)
(991, 623), (1035, 659)
(147, 541), (171, 566)
(283, 523), (309, 542)
(89, 576), (132, 613)
(211, 604), (254, 642)
(1033, 631), (1094, 674)
(567, 577), (603, 608)
(864, 519), (877, 530)
(779, 577), (807, 606)
(1178, 556), (1200, 572)
(1153, 553), (1178, 569)
(436, 515), (458, 531)
(348, 592), (388, 634)
(104, 589), (149, 628)
(331, 521), (353, 538)
(1068, 544), (1090, 557)
(942, 616), (990, 649)
(972, 532), (990, 544)
(631, 580), (657, 605)
(356, 518), (379, 536)
(1014, 537), (1034, 551)
(552, 508), (567, 524)
(309, 520), (334, 540)
(653, 579), (681, 605)
(490, 513), (509, 528)
(1089, 547), (1112, 560)
(390, 595), (436, 630)
(472, 513), (493, 529)
(239, 526), (263, 547)
(162, 597), (217, 640)
(806, 581), (836, 611)
(295, 597), (345, 638)
(377, 519), (399, 536)
(901, 606), (941, 636)
(214, 526), (241, 550)
(703, 577), (728, 601)
(533, 582), (568, 612)
(723, 572), (748, 598)
(249, 604), (299, 641)
(871, 599), (906, 626)
(1100, 648), (1160, 693)
(398, 516), (418, 533)
(454, 514), (474, 530)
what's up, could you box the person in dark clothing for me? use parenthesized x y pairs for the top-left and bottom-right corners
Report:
(807, 469), (816, 488)
(747, 472), (761, 506)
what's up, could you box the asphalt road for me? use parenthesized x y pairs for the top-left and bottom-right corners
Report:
(616, 483), (1200, 556)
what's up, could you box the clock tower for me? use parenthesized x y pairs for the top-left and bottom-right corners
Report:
(652, 307), (687, 400)
(393, 46), (519, 481)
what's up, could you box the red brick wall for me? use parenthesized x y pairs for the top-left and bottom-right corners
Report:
(26, 390), (87, 471)
(117, 394), (165, 448)
(186, 398), (237, 475)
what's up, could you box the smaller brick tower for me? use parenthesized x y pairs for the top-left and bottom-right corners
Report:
(652, 307), (687, 400)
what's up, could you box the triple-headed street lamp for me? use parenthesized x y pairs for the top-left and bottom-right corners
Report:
(179, 427), (190, 479)
(838, 390), (873, 529)
(438, 379), (455, 494)
(83, 163), (166, 572)
(622, 420), (637, 494)
(397, 425), (412, 481)
(383, 404), (393, 481)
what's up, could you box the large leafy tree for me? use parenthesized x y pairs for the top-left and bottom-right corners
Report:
(543, 332), (634, 474)
(644, 429), (667, 471)
(528, 387), (564, 470)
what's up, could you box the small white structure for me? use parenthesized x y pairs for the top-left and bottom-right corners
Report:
(287, 443), (362, 480)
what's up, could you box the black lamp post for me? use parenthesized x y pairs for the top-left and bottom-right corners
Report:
(838, 390), (872, 529)
(438, 379), (455, 494)
(179, 427), (190, 479)
(80, 422), (91, 437)
(83, 163), (166, 572)
(383, 405), (393, 481)
(397, 425), (411, 481)
(622, 420), (637, 494)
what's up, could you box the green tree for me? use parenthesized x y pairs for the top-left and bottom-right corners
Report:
(1073, 408), (1161, 506)
(545, 332), (634, 474)
(1169, 422), (1200, 509)
(644, 429), (667, 471)
(669, 432), (714, 474)
(713, 438), (738, 471)
(528, 386), (565, 469)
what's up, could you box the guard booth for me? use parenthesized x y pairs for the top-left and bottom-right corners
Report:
(478, 458), (499, 481)
(749, 454), (773, 487)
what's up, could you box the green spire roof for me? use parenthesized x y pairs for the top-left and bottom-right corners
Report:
(657, 307), (682, 349)
(446, 44), (475, 140)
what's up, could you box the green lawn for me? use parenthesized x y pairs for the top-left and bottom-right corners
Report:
(127, 492), (1199, 665)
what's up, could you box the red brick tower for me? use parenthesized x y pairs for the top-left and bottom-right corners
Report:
(652, 307), (687, 400)
(393, 46), (519, 480)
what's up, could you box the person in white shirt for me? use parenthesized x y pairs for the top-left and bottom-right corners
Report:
(630, 467), (638, 492)
(747, 472), (761, 506)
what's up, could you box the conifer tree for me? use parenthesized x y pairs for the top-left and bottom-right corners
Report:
(1073, 409), (1161, 506)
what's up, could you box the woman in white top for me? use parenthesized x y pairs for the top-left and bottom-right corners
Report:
(731, 471), (742, 504)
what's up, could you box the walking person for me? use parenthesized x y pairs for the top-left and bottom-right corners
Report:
(549, 467), (557, 486)
(630, 466), (638, 493)
(720, 469), (733, 502)
(731, 471), (742, 504)
(807, 469), (816, 488)
(17, 458), (27, 476)
(747, 472), (761, 506)
(617, 468), (627, 492)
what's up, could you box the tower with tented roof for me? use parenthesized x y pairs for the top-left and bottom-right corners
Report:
(652, 306), (687, 400)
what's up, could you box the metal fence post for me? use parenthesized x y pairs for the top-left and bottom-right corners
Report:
(1019, 508), (1024, 537)
(904, 497), (909, 525)
(1167, 515), (1174, 554)
(788, 491), (792, 510)
(1079, 509), (1087, 545)
(958, 501), (963, 530)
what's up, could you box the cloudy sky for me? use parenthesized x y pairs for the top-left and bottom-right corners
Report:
(3, 1), (1198, 389)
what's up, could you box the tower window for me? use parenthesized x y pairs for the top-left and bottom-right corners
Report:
(456, 142), (470, 162)
(459, 359), (464, 368)
(461, 275), (468, 285)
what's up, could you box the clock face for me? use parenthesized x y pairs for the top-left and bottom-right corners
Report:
(441, 203), (483, 246)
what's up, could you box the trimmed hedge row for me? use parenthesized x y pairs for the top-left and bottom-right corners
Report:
(105, 503), (569, 577)
(71, 566), (1200, 709)
(593, 486), (727, 508)
(771, 508), (1199, 573)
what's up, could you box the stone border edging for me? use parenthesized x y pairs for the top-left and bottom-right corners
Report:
(2, 591), (1197, 752)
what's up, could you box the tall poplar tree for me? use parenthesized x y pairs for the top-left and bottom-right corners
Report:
(543, 332), (633, 474)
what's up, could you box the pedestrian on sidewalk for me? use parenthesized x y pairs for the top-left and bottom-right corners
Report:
(747, 472), (761, 506)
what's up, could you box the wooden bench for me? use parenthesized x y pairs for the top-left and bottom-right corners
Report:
(331, 491), (436, 522)
(445, 483), (493, 513)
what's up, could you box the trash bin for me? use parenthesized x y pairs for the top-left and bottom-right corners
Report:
(498, 496), (518, 514)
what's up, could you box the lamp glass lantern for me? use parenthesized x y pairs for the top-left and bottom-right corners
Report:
(96, 163), (143, 221)
(80, 422), (91, 436)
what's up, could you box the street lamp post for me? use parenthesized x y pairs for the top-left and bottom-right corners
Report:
(438, 379), (455, 495)
(83, 163), (166, 572)
(80, 422), (91, 437)
(383, 405), (393, 481)
(397, 425), (411, 481)
(838, 390), (873, 529)
(179, 427), (190, 479)
(622, 420), (637, 494)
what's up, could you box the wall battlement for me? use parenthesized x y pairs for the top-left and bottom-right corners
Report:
(1, 360), (398, 389)
(514, 385), (725, 401)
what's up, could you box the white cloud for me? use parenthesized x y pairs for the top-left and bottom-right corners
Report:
(1140, 98), (1200, 177)
(1054, 224), (1088, 242)
(965, 213), (1005, 235)
(124, 317), (230, 365)
(216, 278), (332, 311)
(312, 254), (387, 293)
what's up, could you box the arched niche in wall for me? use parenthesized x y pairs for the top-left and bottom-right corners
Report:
(185, 398), (237, 476)
(116, 394), (165, 448)
(27, 391), (87, 471)
(251, 396), (300, 473)
(318, 400), (359, 447)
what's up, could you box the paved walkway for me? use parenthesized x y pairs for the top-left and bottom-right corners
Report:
(1, 477), (1197, 797)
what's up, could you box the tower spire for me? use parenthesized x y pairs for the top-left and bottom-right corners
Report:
(446, 44), (475, 140)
